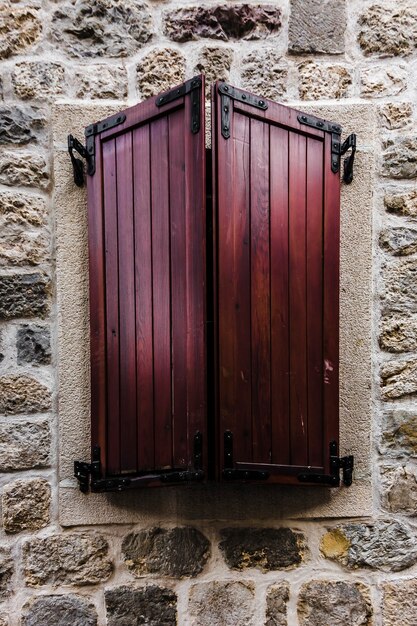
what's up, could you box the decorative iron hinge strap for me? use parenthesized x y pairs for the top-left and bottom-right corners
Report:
(156, 76), (202, 134)
(218, 82), (268, 140)
(222, 431), (270, 481)
(297, 441), (354, 487)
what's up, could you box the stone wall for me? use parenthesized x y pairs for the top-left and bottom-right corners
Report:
(0, 0), (416, 624)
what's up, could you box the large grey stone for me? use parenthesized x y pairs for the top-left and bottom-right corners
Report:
(122, 527), (210, 578)
(23, 533), (113, 586)
(0, 420), (50, 471)
(298, 581), (372, 626)
(0, 548), (13, 602)
(12, 62), (66, 100)
(382, 136), (417, 179)
(136, 48), (185, 99)
(298, 61), (352, 100)
(17, 325), (51, 365)
(378, 102), (413, 130)
(105, 585), (177, 626)
(22, 594), (98, 626)
(289, 0), (346, 54)
(189, 581), (256, 626)
(379, 227), (417, 255)
(75, 65), (127, 99)
(0, 272), (51, 319)
(321, 521), (417, 572)
(51, 0), (153, 58)
(381, 258), (417, 313)
(380, 314), (417, 352)
(0, 5), (42, 59)
(382, 579), (417, 626)
(385, 190), (417, 217)
(0, 191), (47, 227)
(219, 527), (305, 571)
(163, 5), (282, 42)
(381, 358), (417, 399)
(241, 49), (287, 100)
(0, 151), (50, 189)
(0, 374), (51, 415)
(380, 410), (417, 457)
(358, 4), (417, 57)
(265, 583), (289, 626)
(0, 105), (46, 145)
(360, 65), (407, 98)
(2, 477), (51, 533)
(380, 465), (417, 515)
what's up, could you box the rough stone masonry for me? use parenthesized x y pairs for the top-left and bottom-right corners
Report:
(0, 0), (417, 624)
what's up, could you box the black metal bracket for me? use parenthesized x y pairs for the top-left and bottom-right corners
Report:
(218, 82), (268, 140)
(67, 134), (90, 188)
(222, 431), (270, 481)
(297, 441), (354, 487)
(74, 432), (204, 493)
(340, 133), (356, 184)
(156, 76), (202, 134)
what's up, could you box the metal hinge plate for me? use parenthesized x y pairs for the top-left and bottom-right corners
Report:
(298, 441), (354, 487)
(218, 82), (268, 140)
(156, 76), (202, 134)
(222, 430), (270, 481)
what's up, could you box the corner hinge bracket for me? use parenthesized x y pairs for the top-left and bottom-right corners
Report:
(222, 431), (270, 481)
(218, 82), (268, 140)
(156, 76), (202, 134)
(298, 441), (354, 487)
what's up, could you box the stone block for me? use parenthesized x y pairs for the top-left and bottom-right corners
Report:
(0, 547), (13, 602)
(321, 521), (417, 571)
(17, 325), (51, 365)
(379, 227), (417, 255)
(0, 375), (51, 415)
(382, 579), (417, 625)
(298, 62), (352, 100)
(163, 5), (282, 42)
(381, 358), (417, 399)
(122, 527), (210, 578)
(298, 581), (372, 626)
(105, 585), (176, 626)
(75, 65), (128, 99)
(381, 258), (417, 313)
(2, 477), (51, 533)
(0, 151), (50, 189)
(241, 49), (287, 100)
(382, 136), (417, 178)
(0, 231), (49, 266)
(12, 62), (65, 100)
(380, 314), (417, 352)
(23, 533), (113, 586)
(360, 65), (407, 98)
(219, 527), (305, 571)
(0, 272), (50, 319)
(194, 46), (233, 93)
(380, 465), (417, 515)
(51, 0), (153, 58)
(385, 190), (417, 217)
(289, 0), (346, 54)
(265, 582), (289, 626)
(380, 410), (417, 457)
(189, 581), (255, 626)
(22, 594), (98, 626)
(0, 191), (47, 227)
(0, 105), (46, 145)
(0, 6), (42, 59)
(378, 102), (413, 130)
(358, 4), (417, 57)
(136, 48), (185, 99)
(0, 420), (50, 471)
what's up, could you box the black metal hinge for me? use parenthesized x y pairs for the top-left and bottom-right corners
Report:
(218, 82), (268, 140)
(156, 76), (202, 134)
(222, 431), (270, 481)
(298, 441), (354, 487)
(74, 432), (204, 493)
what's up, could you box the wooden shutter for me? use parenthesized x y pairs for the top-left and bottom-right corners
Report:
(212, 82), (340, 485)
(86, 76), (206, 488)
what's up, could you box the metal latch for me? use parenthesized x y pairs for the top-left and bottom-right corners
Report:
(67, 134), (90, 188)
(340, 134), (356, 184)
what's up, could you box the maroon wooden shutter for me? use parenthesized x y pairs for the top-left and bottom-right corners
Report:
(212, 82), (340, 485)
(86, 76), (206, 487)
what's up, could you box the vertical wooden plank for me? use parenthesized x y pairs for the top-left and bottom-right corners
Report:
(250, 118), (271, 463)
(102, 138), (120, 475)
(270, 126), (290, 465)
(323, 132), (340, 471)
(151, 116), (172, 469)
(169, 108), (187, 468)
(306, 137), (324, 467)
(288, 132), (308, 466)
(133, 124), (155, 471)
(115, 132), (137, 473)
(87, 135), (107, 470)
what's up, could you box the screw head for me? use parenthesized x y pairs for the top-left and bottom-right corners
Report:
(259, 100), (265, 106)
(241, 93), (247, 100)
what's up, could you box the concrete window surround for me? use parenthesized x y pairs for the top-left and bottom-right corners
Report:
(53, 101), (375, 526)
